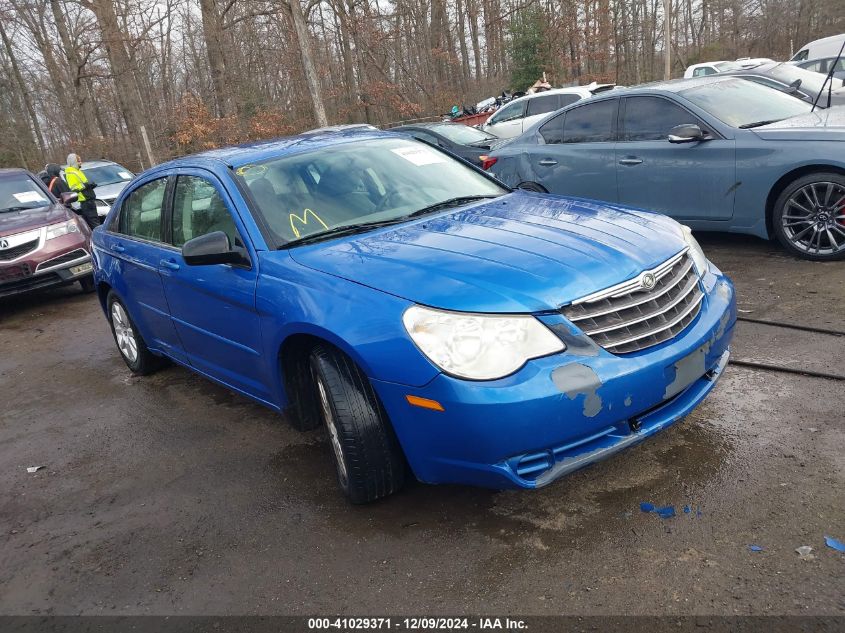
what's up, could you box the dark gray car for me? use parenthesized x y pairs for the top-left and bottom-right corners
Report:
(390, 122), (499, 166)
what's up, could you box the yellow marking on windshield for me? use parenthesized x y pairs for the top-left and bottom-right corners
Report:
(289, 208), (329, 238)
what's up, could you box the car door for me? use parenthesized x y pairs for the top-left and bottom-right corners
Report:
(100, 176), (187, 363)
(615, 95), (736, 221)
(159, 171), (270, 402)
(484, 99), (527, 139)
(528, 98), (618, 202)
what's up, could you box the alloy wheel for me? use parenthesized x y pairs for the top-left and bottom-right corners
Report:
(782, 181), (845, 256)
(316, 377), (348, 485)
(111, 303), (138, 364)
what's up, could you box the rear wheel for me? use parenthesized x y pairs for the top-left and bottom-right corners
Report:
(309, 345), (405, 503)
(517, 181), (548, 193)
(107, 292), (166, 375)
(773, 173), (845, 261)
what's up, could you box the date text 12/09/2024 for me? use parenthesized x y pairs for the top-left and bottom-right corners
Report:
(307, 618), (528, 630)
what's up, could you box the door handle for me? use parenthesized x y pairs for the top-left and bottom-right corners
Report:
(160, 259), (180, 271)
(619, 158), (643, 165)
(538, 159), (558, 166)
(112, 244), (125, 253)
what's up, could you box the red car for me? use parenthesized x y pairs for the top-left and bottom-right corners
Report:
(0, 168), (94, 298)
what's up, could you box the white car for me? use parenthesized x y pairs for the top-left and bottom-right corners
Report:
(480, 84), (613, 139)
(683, 60), (744, 78)
(790, 33), (845, 62)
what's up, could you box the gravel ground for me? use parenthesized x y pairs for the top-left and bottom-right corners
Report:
(0, 233), (843, 616)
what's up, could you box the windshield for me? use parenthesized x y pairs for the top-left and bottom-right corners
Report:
(429, 124), (496, 144)
(0, 174), (52, 212)
(715, 61), (743, 72)
(680, 78), (812, 127)
(234, 137), (506, 245)
(83, 164), (134, 186)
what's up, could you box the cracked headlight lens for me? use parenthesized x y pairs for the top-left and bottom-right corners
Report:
(681, 225), (708, 276)
(403, 305), (565, 380)
(45, 219), (80, 240)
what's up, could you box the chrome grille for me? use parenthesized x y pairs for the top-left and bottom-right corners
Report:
(0, 238), (38, 261)
(562, 250), (703, 354)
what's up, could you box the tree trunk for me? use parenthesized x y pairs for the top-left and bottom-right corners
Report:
(198, 0), (233, 117)
(286, 0), (328, 127)
(0, 20), (46, 158)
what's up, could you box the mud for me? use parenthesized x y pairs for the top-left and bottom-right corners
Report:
(0, 233), (843, 615)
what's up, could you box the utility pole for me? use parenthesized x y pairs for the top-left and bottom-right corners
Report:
(663, 0), (671, 79)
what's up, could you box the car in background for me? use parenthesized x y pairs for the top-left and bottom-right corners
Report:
(735, 57), (775, 69)
(683, 60), (744, 77)
(64, 159), (135, 217)
(485, 76), (845, 261)
(92, 129), (734, 503)
(390, 122), (499, 165)
(793, 56), (845, 80)
(720, 61), (845, 106)
(0, 168), (94, 298)
(480, 84), (614, 139)
(790, 33), (845, 62)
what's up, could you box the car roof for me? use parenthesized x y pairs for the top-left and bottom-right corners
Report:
(506, 87), (591, 105)
(622, 74), (739, 93)
(153, 128), (401, 171)
(0, 167), (34, 179)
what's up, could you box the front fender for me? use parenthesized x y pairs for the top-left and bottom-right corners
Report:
(256, 252), (440, 405)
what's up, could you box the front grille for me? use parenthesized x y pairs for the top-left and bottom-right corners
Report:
(0, 238), (38, 261)
(562, 251), (703, 354)
(36, 249), (88, 272)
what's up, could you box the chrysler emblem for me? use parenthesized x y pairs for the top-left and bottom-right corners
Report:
(641, 272), (656, 290)
(0, 238), (8, 249)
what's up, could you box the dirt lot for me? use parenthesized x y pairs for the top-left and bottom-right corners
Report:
(1, 234), (843, 616)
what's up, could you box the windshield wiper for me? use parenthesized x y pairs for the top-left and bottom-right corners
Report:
(0, 205), (32, 213)
(405, 195), (500, 219)
(738, 119), (784, 129)
(281, 218), (407, 248)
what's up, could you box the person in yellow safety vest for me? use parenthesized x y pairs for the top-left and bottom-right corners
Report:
(64, 153), (100, 229)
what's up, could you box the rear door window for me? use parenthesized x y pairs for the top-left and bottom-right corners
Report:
(539, 113), (564, 144)
(526, 94), (560, 117)
(562, 100), (617, 143)
(559, 93), (581, 108)
(117, 178), (167, 242)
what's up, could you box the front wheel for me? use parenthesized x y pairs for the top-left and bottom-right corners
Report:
(517, 181), (548, 193)
(107, 292), (166, 375)
(773, 173), (845, 261)
(79, 274), (96, 293)
(309, 346), (405, 503)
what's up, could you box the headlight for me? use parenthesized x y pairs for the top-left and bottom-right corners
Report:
(45, 219), (80, 240)
(681, 225), (708, 276)
(403, 306), (565, 380)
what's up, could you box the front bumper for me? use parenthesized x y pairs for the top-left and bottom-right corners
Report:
(372, 268), (736, 489)
(0, 230), (93, 299)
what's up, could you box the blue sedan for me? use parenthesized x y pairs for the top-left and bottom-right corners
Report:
(92, 129), (735, 503)
(486, 76), (845, 261)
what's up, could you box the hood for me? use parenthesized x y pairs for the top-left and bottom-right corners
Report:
(289, 191), (686, 313)
(94, 181), (129, 201)
(754, 105), (845, 141)
(0, 203), (74, 237)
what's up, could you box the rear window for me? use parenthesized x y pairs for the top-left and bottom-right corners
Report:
(562, 100), (616, 143)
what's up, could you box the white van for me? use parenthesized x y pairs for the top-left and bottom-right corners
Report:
(790, 34), (845, 62)
(481, 84), (614, 139)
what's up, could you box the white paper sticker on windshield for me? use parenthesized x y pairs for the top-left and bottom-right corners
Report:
(13, 191), (47, 204)
(118, 171), (132, 179)
(391, 146), (447, 166)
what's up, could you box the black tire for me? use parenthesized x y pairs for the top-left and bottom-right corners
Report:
(309, 345), (405, 503)
(517, 181), (548, 193)
(106, 291), (166, 375)
(772, 172), (845, 261)
(79, 274), (96, 293)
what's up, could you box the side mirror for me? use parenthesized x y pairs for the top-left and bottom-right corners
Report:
(182, 231), (246, 266)
(668, 123), (706, 143)
(60, 191), (78, 206)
